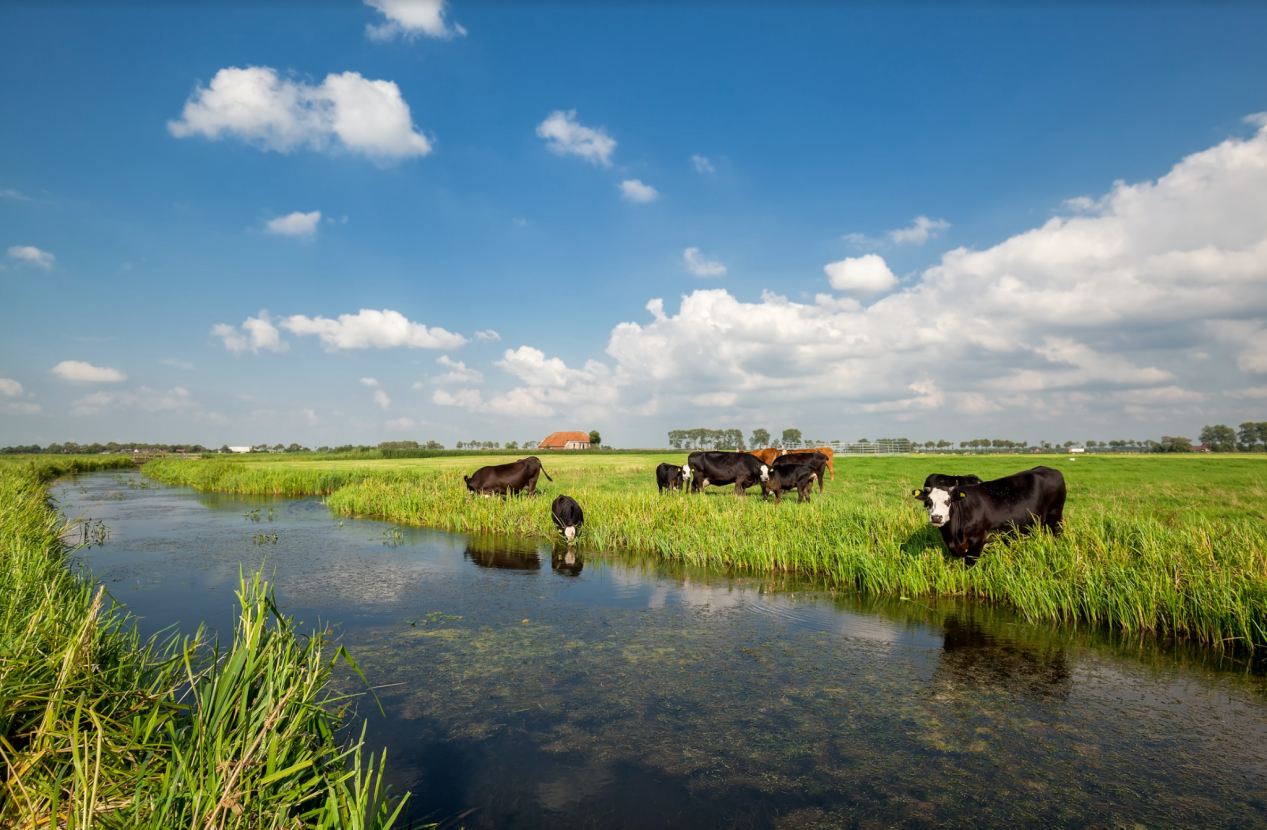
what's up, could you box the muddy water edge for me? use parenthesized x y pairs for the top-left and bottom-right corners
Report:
(56, 470), (1267, 829)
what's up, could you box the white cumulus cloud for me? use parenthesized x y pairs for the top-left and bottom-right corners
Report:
(364, 0), (465, 40)
(213, 311), (290, 354)
(888, 215), (951, 245)
(7, 245), (54, 269)
(281, 308), (467, 351)
(360, 377), (380, 387)
(373, 389), (392, 409)
(0, 378), (24, 397)
(474, 329), (501, 341)
(71, 386), (207, 417)
(823, 254), (898, 295)
(536, 110), (616, 167)
(684, 247), (726, 277)
(386, 416), (416, 430)
(51, 361), (126, 383)
(168, 66), (432, 161)
(619, 179), (659, 203)
(266, 211), (322, 237)
(433, 355), (484, 384)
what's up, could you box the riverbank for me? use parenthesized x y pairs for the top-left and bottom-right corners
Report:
(143, 453), (1267, 650)
(0, 457), (407, 829)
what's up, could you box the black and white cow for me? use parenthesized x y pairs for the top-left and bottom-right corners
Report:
(912, 467), (1065, 561)
(686, 450), (770, 496)
(550, 494), (584, 543)
(464, 456), (553, 496)
(772, 451), (827, 493)
(759, 463), (816, 504)
(655, 462), (691, 493)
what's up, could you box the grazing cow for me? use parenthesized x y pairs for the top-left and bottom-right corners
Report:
(747, 448), (782, 466)
(552, 548), (584, 577)
(759, 463), (816, 504)
(780, 447), (835, 480)
(772, 451), (827, 492)
(912, 467), (1066, 561)
(551, 495), (584, 543)
(687, 450), (770, 496)
(464, 456), (553, 496)
(655, 462), (690, 493)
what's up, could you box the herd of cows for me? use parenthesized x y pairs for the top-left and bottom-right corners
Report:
(462, 449), (1067, 562)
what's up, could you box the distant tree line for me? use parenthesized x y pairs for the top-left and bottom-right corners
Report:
(0, 441), (210, 454)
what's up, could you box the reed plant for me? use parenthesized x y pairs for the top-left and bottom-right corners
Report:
(0, 458), (408, 828)
(143, 454), (1267, 650)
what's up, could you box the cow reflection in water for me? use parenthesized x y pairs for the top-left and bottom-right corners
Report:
(551, 548), (584, 577)
(463, 536), (542, 571)
(935, 615), (1071, 700)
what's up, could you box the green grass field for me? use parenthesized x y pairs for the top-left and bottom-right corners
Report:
(143, 451), (1267, 651)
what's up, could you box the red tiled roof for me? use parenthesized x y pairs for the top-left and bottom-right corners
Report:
(539, 431), (591, 448)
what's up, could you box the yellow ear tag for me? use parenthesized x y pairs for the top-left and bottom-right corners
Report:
(958, 492), (966, 498)
(911, 489), (920, 497)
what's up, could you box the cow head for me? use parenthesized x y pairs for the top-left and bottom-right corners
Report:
(759, 464), (770, 482)
(681, 464), (691, 482)
(564, 525), (577, 543)
(923, 487), (953, 527)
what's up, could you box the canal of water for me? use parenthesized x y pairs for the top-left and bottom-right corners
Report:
(55, 470), (1267, 828)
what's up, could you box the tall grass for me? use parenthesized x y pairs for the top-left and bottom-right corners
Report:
(0, 458), (408, 828)
(143, 455), (1267, 650)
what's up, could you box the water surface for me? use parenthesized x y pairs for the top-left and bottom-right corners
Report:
(57, 471), (1267, 828)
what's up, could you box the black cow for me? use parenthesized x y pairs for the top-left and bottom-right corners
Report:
(551, 494), (584, 543)
(759, 463), (816, 504)
(655, 462), (690, 493)
(464, 456), (553, 496)
(912, 467), (1065, 561)
(686, 450), (770, 496)
(772, 451), (827, 493)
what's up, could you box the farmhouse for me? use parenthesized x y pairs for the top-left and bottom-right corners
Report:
(538, 431), (592, 450)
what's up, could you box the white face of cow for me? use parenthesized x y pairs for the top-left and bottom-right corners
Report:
(564, 526), (576, 542)
(926, 487), (952, 526)
(681, 465), (691, 481)
(759, 464), (769, 482)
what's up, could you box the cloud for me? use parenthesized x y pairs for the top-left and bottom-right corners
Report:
(683, 247), (726, 277)
(433, 355), (483, 384)
(690, 154), (715, 174)
(266, 210), (322, 237)
(160, 358), (195, 370)
(1, 188), (30, 201)
(71, 386), (202, 417)
(823, 254), (898, 295)
(0, 378), (24, 397)
(619, 179), (659, 203)
(281, 308), (467, 350)
(213, 311), (289, 354)
(433, 346), (623, 420)
(360, 377), (380, 387)
(7, 245), (54, 269)
(51, 361), (126, 383)
(168, 66), (432, 161)
(373, 389), (391, 409)
(578, 115), (1267, 432)
(364, 0), (465, 40)
(385, 416), (416, 430)
(474, 329), (501, 341)
(4, 401), (41, 415)
(536, 110), (616, 167)
(888, 215), (951, 245)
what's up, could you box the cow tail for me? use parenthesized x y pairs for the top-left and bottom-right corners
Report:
(541, 466), (554, 482)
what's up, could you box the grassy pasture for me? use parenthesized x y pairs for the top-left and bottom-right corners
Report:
(145, 452), (1267, 650)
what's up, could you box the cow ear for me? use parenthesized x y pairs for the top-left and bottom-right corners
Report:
(911, 488), (922, 498)
(957, 491), (966, 498)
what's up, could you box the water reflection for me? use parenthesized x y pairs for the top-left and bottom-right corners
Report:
(936, 615), (1072, 699)
(550, 547), (584, 577)
(463, 535), (542, 571)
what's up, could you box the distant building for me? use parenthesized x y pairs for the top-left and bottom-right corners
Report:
(228, 446), (252, 454)
(538, 431), (592, 450)
(1191, 444), (1210, 452)
(1069, 447), (1086, 453)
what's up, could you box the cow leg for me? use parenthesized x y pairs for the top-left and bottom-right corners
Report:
(828, 459), (835, 480)
(816, 473), (823, 493)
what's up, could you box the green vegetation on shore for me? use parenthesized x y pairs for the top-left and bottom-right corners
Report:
(0, 457), (407, 829)
(143, 452), (1267, 651)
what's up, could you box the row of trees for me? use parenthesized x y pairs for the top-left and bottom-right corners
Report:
(0, 442), (210, 454)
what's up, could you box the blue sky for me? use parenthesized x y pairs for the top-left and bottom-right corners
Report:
(3, 2), (1267, 448)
